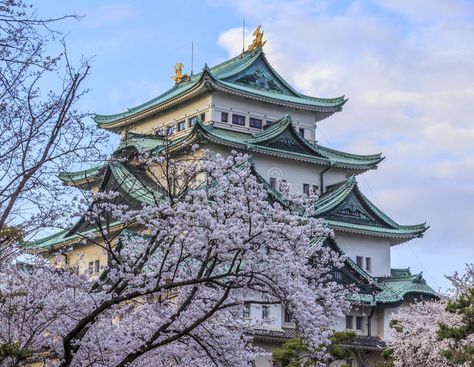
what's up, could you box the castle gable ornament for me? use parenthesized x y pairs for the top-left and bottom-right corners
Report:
(247, 25), (267, 52)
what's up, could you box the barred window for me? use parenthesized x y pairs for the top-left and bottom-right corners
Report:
(345, 315), (353, 329)
(249, 117), (262, 129)
(262, 305), (270, 319)
(221, 112), (228, 122)
(232, 114), (245, 126)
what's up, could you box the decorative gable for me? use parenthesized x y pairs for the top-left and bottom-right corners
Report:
(325, 191), (385, 227)
(259, 130), (316, 154)
(223, 57), (295, 95)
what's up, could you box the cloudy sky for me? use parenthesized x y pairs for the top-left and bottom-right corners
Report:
(32, 0), (474, 289)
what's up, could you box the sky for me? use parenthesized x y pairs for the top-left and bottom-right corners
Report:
(30, 0), (474, 290)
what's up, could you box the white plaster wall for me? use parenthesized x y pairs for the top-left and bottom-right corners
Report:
(331, 307), (378, 337)
(127, 94), (212, 135)
(211, 91), (322, 141)
(382, 302), (411, 341)
(253, 153), (347, 195)
(334, 232), (391, 277)
(194, 142), (348, 194)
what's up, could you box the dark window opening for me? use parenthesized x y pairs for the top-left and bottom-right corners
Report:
(221, 112), (228, 122)
(366, 257), (372, 272)
(243, 303), (250, 318)
(177, 121), (186, 131)
(262, 305), (270, 319)
(303, 183), (310, 195)
(200, 113), (206, 122)
(249, 117), (262, 129)
(334, 270), (343, 281)
(232, 114), (246, 126)
(270, 177), (277, 190)
(346, 315), (353, 329)
(284, 308), (293, 323)
(188, 116), (198, 127)
(298, 127), (305, 138)
(356, 316), (363, 330)
(356, 256), (364, 268)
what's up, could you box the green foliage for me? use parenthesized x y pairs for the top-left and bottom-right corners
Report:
(0, 340), (32, 362)
(388, 319), (403, 333)
(438, 288), (474, 366)
(378, 348), (395, 367)
(0, 225), (23, 245)
(272, 331), (357, 366)
(272, 337), (311, 367)
(329, 330), (357, 360)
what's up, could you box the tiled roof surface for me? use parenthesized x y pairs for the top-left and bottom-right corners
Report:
(113, 116), (383, 171)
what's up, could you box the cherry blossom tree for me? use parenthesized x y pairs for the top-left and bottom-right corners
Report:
(387, 264), (474, 367)
(0, 0), (107, 251)
(0, 147), (350, 366)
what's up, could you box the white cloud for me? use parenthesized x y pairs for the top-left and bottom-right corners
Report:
(219, 0), (474, 288)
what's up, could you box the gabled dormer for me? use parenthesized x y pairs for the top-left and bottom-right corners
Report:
(315, 176), (428, 245)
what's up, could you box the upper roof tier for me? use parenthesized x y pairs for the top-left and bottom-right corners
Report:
(94, 48), (347, 131)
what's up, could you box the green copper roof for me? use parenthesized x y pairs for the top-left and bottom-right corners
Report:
(94, 49), (347, 130)
(391, 267), (412, 277)
(374, 273), (438, 304)
(314, 176), (428, 242)
(115, 116), (383, 171)
(58, 164), (105, 187)
(26, 162), (164, 252)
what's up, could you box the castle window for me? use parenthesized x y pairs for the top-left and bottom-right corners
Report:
(188, 115), (198, 127)
(365, 257), (372, 272)
(284, 308), (293, 323)
(88, 260), (100, 275)
(270, 177), (277, 190)
(298, 127), (305, 138)
(249, 117), (262, 129)
(166, 125), (174, 136)
(221, 112), (228, 122)
(262, 305), (270, 319)
(243, 303), (250, 318)
(232, 114), (246, 126)
(312, 185), (319, 194)
(334, 270), (343, 281)
(177, 121), (185, 131)
(356, 316), (364, 330)
(303, 183), (310, 195)
(356, 256), (363, 268)
(200, 113), (205, 122)
(345, 315), (353, 329)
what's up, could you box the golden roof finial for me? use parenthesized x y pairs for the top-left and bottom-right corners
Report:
(247, 25), (266, 52)
(171, 62), (189, 84)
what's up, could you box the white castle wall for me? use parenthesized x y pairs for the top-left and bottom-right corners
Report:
(126, 94), (212, 135)
(252, 154), (347, 194)
(211, 91), (321, 141)
(334, 232), (391, 277)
